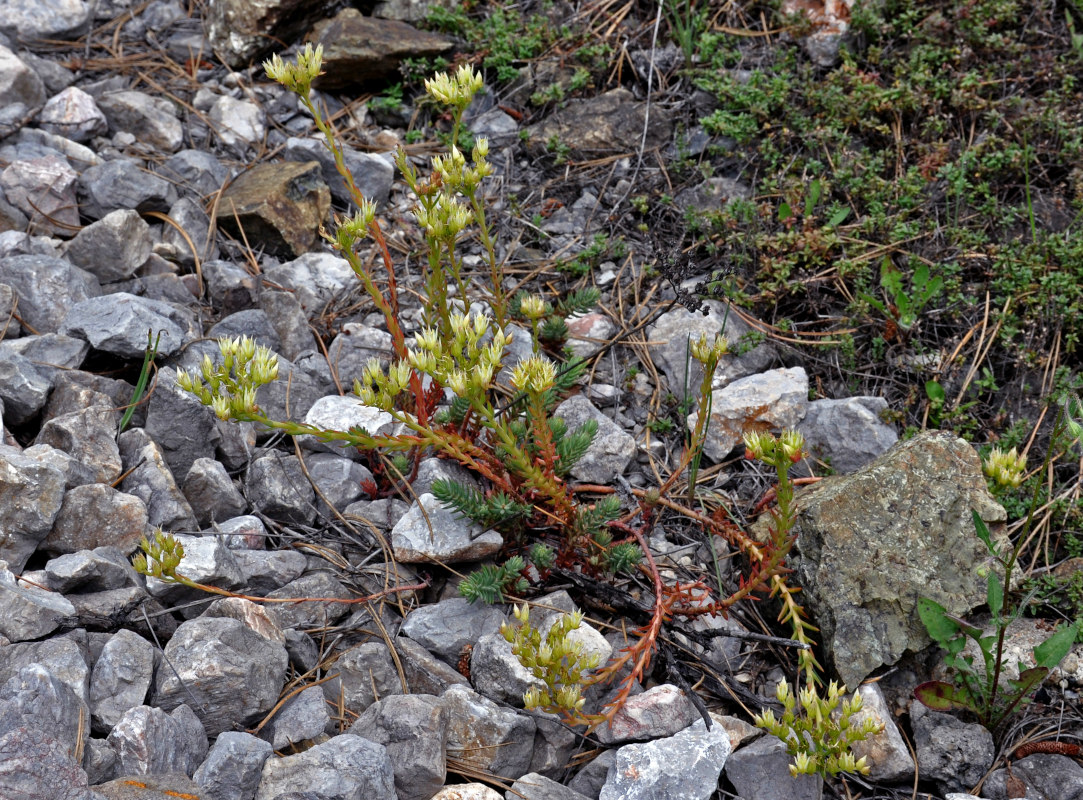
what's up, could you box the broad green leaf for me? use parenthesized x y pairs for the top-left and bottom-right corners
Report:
(925, 380), (945, 404)
(918, 597), (959, 646)
(779, 201), (792, 222)
(986, 572), (1003, 621)
(826, 207), (850, 227)
(879, 258), (903, 295)
(971, 510), (998, 557)
(914, 681), (979, 713)
(1007, 666), (1048, 698)
(1033, 623), (1078, 669)
(805, 179), (821, 217)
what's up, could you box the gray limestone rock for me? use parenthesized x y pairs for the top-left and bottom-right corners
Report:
(0, 154), (80, 235)
(846, 683), (914, 782)
(553, 394), (636, 483)
(568, 749), (616, 799)
(154, 616), (288, 737)
(118, 428), (198, 531)
(255, 734), (397, 800)
(157, 149), (230, 199)
(230, 549), (308, 595)
(259, 685), (329, 750)
(441, 684), (536, 780)
(182, 457), (247, 527)
(266, 571), (352, 631)
(2, 0), (91, 38)
(526, 88), (671, 160)
(78, 158), (176, 220)
(97, 90), (183, 153)
(0, 663), (89, 763)
(507, 773), (592, 800)
(245, 452), (316, 526)
(784, 430), (1009, 688)
(209, 95), (267, 154)
(648, 300), (774, 403)
(693, 366), (809, 461)
(529, 713), (578, 779)
(207, 308), (282, 354)
(324, 323), (394, 387)
(394, 635), (470, 695)
(468, 631), (544, 707)
(911, 700), (994, 794)
(595, 684), (698, 745)
(391, 493), (502, 564)
(401, 596), (507, 665)
(300, 395), (393, 457)
(0, 334), (88, 382)
(107, 704), (208, 778)
(797, 396), (898, 475)
(0, 725), (96, 800)
(39, 86), (107, 143)
(193, 731), (274, 800)
(322, 641), (403, 716)
(0, 350), (52, 425)
(303, 452), (372, 513)
(88, 628), (155, 734)
(600, 718), (731, 800)
(724, 734), (823, 800)
(44, 546), (142, 592)
(42, 483), (149, 556)
(259, 289), (316, 360)
(350, 694), (447, 800)
(145, 366), (219, 483)
(144, 533), (244, 610)
(204, 260), (259, 315)
(161, 196), (218, 267)
(0, 635), (89, 706)
(36, 404), (123, 485)
(0, 254), (101, 334)
(204, 0), (340, 67)
(284, 136), (394, 207)
(64, 209), (152, 282)
(0, 446), (67, 571)
(60, 292), (197, 359)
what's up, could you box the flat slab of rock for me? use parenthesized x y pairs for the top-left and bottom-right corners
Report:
(60, 293), (197, 359)
(215, 161), (330, 257)
(784, 430), (1008, 688)
(391, 493), (503, 563)
(307, 8), (453, 88)
(255, 734), (397, 800)
(527, 88), (673, 159)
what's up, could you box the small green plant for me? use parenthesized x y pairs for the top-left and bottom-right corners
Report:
(746, 428), (883, 777)
(915, 397), (1083, 729)
(369, 83), (405, 113)
(860, 257), (944, 335)
(546, 134), (571, 165)
(664, 0), (710, 65)
(500, 603), (603, 718)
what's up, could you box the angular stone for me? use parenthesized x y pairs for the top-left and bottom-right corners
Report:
(193, 731), (273, 800)
(554, 394), (636, 483)
(36, 404), (123, 485)
(181, 457), (247, 527)
(107, 704), (208, 778)
(245, 453), (316, 526)
(797, 396), (898, 475)
(394, 635), (470, 695)
(527, 88), (672, 159)
(648, 300), (775, 402)
(284, 136), (394, 206)
(1, 0), (91, 39)
(204, 0), (340, 67)
(215, 161), (330, 258)
(260, 685), (329, 750)
(259, 289), (316, 359)
(0, 254), (100, 333)
(209, 95), (266, 153)
(144, 533), (244, 609)
(433, 786), (501, 800)
(303, 452), (372, 514)
(39, 86), (107, 142)
(301, 395), (393, 457)
(529, 712), (578, 779)
(0, 45), (46, 134)
(694, 366), (810, 461)
(326, 323), (394, 387)
(0, 725), (95, 800)
(157, 149), (229, 199)
(0, 663), (89, 762)
(144, 366), (219, 483)
(94, 772), (202, 799)
(783, 430), (1009, 688)
(441, 684), (536, 780)
(230, 549), (307, 595)
(675, 177), (754, 214)
(846, 683), (914, 782)
(65, 209), (152, 282)
(401, 596), (507, 665)
(203, 260), (259, 315)
(255, 734), (397, 800)
(42, 483), (148, 556)
(203, 597), (286, 645)
(568, 749), (616, 799)
(0, 351), (51, 426)
(508, 773), (593, 800)
(351, 694), (447, 800)
(595, 684), (698, 745)
(0, 154), (79, 235)
(911, 700), (994, 794)
(207, 308), (282, 354)
(468, 631), (544, 707)
(392, 493), (503, 564)
(254, 355), (324, 423)
(97, 90), (183, 152)
(307, 9), (453, 89)
(323, 641), (403, 715)
(89, 628), (155, 734)
(0, 635), (88, 704)
(0, 334), (88, 382)
(118, 428), (198, 531)
(266, 571), (352, 631)
(0, 447), (67, 571)
(60, 292), (197, 358)
(724, 734), (822, 800)
(154, 616), (288, 737)
(78, 158), (176, 219)
(263, 252), (357, 318)
(44, 546), (141, 592)
(162, 196), (217, 267)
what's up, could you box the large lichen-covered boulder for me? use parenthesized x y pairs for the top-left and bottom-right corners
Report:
(783, 430), (1006, 688)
